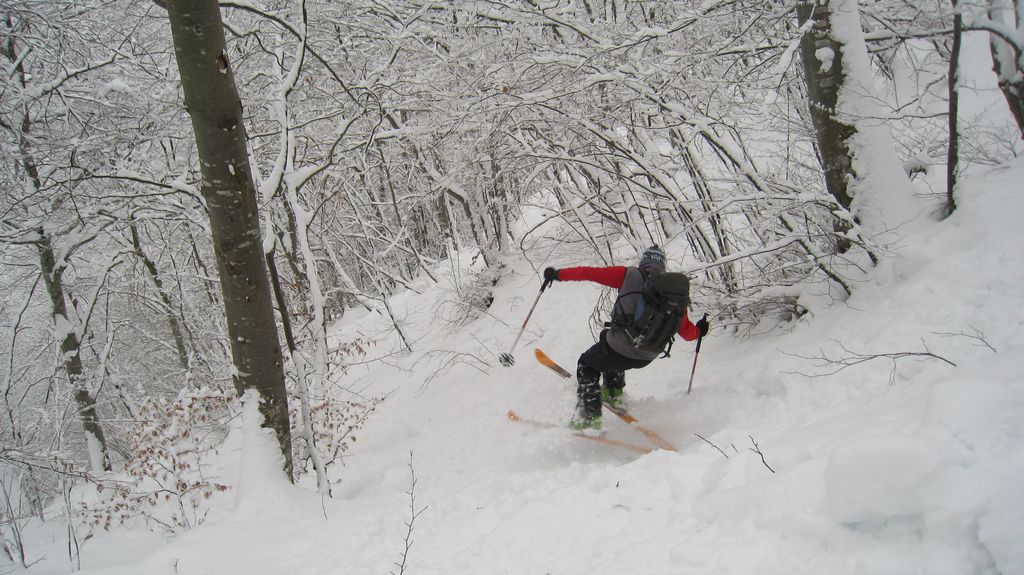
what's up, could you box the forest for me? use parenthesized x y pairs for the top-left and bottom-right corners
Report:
(2, 0), (1023, 572)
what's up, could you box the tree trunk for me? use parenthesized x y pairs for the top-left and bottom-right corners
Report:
(5, 26), (111, 473)
(988, 0), (1024, 138)
(266, 250), (330, 493)
(282, 179), (333, 493)
(947, 0), (962, 217)
(164, 0), (292, 476)
(37, 233), (111, 473)
(797, 0), (857, 252)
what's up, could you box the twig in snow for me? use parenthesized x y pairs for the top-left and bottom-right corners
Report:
(932, 327), (997, 353)
(392, 452), (427, 575)
(694, 433), (729, 459)
(748, 435), (775, 474)
(783, 338), (956, 385)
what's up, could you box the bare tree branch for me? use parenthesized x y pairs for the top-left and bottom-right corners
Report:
(783, 338), (957, 385)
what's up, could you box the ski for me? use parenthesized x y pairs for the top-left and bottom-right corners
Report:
(534, 348), (572, 378)
(533, 347), (678, 452)
(601, 401), (677, 452)
(507, 410), (654, 454)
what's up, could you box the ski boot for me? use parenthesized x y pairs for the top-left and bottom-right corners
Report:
(600, 386), (624, 408)
(569, 411), (602, 432)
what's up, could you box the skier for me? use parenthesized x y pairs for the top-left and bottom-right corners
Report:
(542, 245), (709, 430)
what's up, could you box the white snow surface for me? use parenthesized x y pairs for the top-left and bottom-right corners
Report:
(12, 30), (1024, 573)
(13, 155), (1024, 575)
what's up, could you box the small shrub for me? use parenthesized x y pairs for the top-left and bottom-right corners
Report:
(291, 396), (383, 476)
(81, 388), (234, 535)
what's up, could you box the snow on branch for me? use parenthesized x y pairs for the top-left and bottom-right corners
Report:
(963, 14), (1024, 51)
(220, 0), (360, 104)
(18, 55), (117, 100)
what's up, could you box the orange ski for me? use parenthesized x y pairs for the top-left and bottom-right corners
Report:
(533, 347), (678, 452)
(602, 402), (677, 452)
(507, 410), (653, 454)
(534, 348), (572, 378)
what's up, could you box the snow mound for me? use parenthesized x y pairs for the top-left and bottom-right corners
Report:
(824, 435), (947, 524)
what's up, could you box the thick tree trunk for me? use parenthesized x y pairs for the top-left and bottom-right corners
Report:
(800, 0), (919, 249)
(165, 0), (292, 476)
(797, 0), (857, 252)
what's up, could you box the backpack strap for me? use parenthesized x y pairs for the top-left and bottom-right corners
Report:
(661, 335), (674, 358)
(608, 267), (648, 327)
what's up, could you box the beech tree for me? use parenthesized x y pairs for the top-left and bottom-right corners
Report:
(164, 0), (293, 475)
(795, 0), (924, 253)
(798, 1), (856, 231)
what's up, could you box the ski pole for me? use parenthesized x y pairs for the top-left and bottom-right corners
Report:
(686, 313), (708, 394)
(498, 279), (548, 367)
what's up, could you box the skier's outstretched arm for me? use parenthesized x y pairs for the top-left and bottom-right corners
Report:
(548, 266), (627, 289)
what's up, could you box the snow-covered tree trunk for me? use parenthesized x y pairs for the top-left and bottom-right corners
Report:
(2, 20), (112, 473)
(797, 0), (857, 251)
(986, 0), (1024, 138)
(488, 155), (511, 254)
(37, 233), (111, 474)
(257, 23), (333, 492)
(799, 0), (920, 244)
(164, 0), (292, 477)
(283, 178), (333, 493)
(266, 246), (329, 492)
(827, 0), (920, 237)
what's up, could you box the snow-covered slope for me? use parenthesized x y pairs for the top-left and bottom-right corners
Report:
(22, 155), (1022, 575)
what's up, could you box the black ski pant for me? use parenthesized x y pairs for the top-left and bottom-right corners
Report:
(575, 330), (651, 418)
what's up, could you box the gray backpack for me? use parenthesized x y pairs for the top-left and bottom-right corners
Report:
(622, 271), (690, 356)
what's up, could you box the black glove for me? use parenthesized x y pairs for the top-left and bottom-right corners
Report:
(542, 267), (560, 290)
(695, 315), (710, 338)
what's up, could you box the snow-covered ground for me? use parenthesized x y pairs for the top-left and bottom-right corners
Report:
(10, 28), (1024, 575)
(13, 151), (1024, 575)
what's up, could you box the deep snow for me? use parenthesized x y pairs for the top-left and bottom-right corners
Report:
(12, 152), (1024, 575)
(9, 30), (1024, 575)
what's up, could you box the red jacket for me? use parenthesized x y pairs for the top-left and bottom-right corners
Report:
(558, 266), (700, 342)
